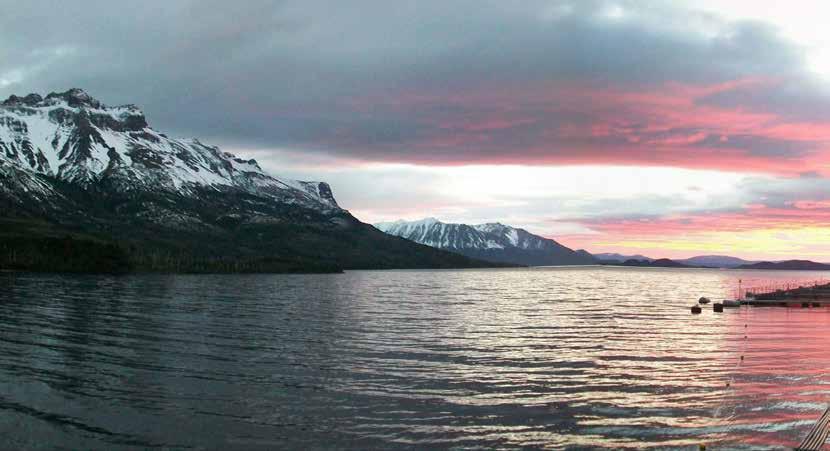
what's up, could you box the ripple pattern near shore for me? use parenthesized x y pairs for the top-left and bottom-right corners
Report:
(1, 267), (830, 449)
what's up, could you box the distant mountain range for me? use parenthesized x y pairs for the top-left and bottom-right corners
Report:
(604, 258), (691, 268)
(0, 89), (503, 273)
(592, 253), (653, 263)
(594, 254), (759, 268)
(597, 254), (830, 270)
(374, 218), (830, 270)
(676, 255), (759, 268)
(736, 260), (830, 270)
(375, 218), (595, 266)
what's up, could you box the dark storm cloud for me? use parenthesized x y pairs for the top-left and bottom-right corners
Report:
(0, 0), (824, 167)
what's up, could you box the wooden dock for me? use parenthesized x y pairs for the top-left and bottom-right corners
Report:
(748, 282), (830, 303)
(797, 406), (830, 450)
(726, 281), (830, 307)
(740, 299), (830, 307)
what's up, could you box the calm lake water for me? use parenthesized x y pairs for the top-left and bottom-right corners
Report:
(2, 267), (830, 450)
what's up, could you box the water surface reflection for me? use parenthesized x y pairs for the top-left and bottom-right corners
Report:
(1, 268), (829, 449)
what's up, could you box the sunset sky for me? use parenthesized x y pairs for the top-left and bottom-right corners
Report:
(3, 1), (830, 260)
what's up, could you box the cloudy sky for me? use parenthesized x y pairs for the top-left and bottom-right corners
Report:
(5, 0), (830, 259)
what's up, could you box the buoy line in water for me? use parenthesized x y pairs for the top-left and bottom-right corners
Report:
(701, 300), (830, 449)
(705, 306), (751, 448)
(722, 317), (747, 429)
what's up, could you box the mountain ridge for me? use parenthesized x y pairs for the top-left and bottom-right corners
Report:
(592, 253), (653, 263)
(594, 254), (830, 270)
(375, 218), (595, 266)
(737, 260), (830, 270)
(675, 255), (758, 268)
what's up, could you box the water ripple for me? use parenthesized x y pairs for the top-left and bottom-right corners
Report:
(1, 267), (830, 449)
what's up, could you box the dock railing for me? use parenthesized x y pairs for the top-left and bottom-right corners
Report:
(736, 279), (830, 301)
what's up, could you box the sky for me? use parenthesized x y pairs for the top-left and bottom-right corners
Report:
(3, 0), (830, 260)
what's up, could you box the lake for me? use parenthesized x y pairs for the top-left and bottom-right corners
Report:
(2, 267), (830, 449)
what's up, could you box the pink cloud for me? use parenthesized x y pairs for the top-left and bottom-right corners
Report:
(338, 77), (830, 175)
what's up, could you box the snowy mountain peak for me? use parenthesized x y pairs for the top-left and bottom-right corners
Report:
(0, 89), (339, 211)
(381, 219), (551, 251)
(375, 218), (595, 266)
(3, 88), (104, 109)
(375, 218), (523, 249)
(45, 88), (101, 108)
(472, 222), (509, 233)
(2, 93), (44, 107)
(409, 217), (440, 226)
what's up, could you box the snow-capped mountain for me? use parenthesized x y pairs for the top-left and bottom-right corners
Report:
(376, 218), (532, 250)
(375, 218), (595, 266)
(0, 89), (337, 212)
(0, 89), (495, 273)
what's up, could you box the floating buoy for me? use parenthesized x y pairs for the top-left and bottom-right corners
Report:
(698, 297), (711, 304)
(691, 305), (702, 314)
(713, 303), (724, 313)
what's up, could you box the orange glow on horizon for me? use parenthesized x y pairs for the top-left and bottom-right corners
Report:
(560, 225), (830, 261)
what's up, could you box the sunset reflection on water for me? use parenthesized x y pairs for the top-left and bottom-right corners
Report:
(721, 304), (830, 449)
(3, 268), (830, 449)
